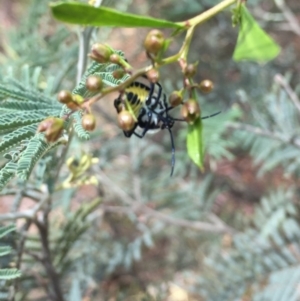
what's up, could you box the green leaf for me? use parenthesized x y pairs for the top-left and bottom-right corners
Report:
(187, 118), (204, 170)
(0, 268), (21, 280)
(0, 225), (16, 239)
(0, 246), (12, 257)
(50, 2), (183, 29)
(233, 5), (281, 62)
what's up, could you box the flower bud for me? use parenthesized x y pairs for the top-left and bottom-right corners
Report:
(199, 79), (214, 93)
(181, 99), (201, 124)
(168, 91), (183, 107)
(86, 75), (103, 92)
(82, 114), (96, 131)
(57, 90), (73, 104)
(37, 117), (56, 133)
(144, 30), (165, 55)
(183, 64), (197, 78)
(113, 69), (126, 79)
(65, 94), (84, 111)
(109, 54), (121, 64)
(146, 68), (160, 83)
(117, 110), (135, 131)
(38, 117), (64, 142)
(89, 43), (113, 63)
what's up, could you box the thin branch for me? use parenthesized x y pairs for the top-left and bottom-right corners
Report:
(94, 167), (235, 234)
(274, 0), (300, 36)
(0, 193), (50, 222)
(99, 204), (235, 234)
(35, 200), (64, 301)
(274, 73), (300, 114)
(9, 220), (32, 301)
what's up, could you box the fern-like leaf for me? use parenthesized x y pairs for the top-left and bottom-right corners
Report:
(0, 225), (20, 281)
(0, 269), (21, 281)
(72, 112), (90, 141)
(0, 99), (60, 112)
(0, 123), (38, 155)
(0, 225), (15, 239)
(0, 162), (17, 191)
(0, 111), (59, 134)
(0, 83), (55, 105)
(16, 134), (57, 180)
(0, 247), (12, 257)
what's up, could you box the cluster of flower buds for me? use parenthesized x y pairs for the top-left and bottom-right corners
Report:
(89, 43), (131, 75)
(38, 117), (64, 142)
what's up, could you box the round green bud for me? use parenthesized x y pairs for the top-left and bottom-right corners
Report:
(183, 64), (197, 78)
(199, 79), (214, 93)
(82, 114), (96, 131)
(109, 54), (121, 64)
(57, 90), (73, 104)
(89, 43), (113, 63)
(144, 29), (165, 54)
(113, 69), (126, 79)
(117, 110), (135, 131)
(146, 68), (160, 83)
(38, 117), (64, 142)
(86, 75), (103, 92)
(168, 91), (183, 107)
(181, 99), (201, 124)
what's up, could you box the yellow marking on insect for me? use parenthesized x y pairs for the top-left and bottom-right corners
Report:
(125, 99), (138, 122)
(126, 84), (150, 105)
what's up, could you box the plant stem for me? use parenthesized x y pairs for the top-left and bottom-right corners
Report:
(85, 0), (238, 105)
(178, 0), (237, 27)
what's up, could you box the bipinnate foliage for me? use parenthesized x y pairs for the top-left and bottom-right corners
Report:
(233, 75), (300, 176)
(20, 198), (101, 298)
(0, 66), (62, 189)
(198, 189), (300, 301)
(0, 224), (21, 299)
(1, 0), (300, 300)
(0, 53), (128, 190)
(68, 51), (129, 141)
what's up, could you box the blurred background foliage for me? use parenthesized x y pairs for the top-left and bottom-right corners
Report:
(1, 0), (300, 300)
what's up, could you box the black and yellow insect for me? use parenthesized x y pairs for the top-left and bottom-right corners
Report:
(114, 81), (219, 176)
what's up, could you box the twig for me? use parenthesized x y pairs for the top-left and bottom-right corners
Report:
(274, 74), (300, 114)
(9, 221), (32, 301)
(94, 167), (235, 234)
(274, 0), (300, 36)
(0, 193), (50, 222)
(76, 27), (94, 84)
(35, 198), (64, 301)
(99, 204), (235, 234)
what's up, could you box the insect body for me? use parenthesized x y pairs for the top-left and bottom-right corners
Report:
(114, 81), (176, 175)
(114, 81), (219, 176)
(114, 81), (174, 137)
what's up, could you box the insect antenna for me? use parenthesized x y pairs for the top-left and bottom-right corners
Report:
(201, 111), (221, 120)
(171, 111), (221, 122)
